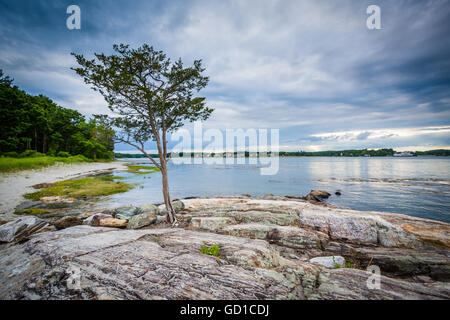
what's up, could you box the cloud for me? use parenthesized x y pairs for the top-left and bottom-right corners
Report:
(0, 0), (449, 152)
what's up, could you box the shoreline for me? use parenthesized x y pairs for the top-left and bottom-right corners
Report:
(0, 161), (128, 220)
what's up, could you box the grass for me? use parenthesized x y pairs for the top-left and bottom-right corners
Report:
(24, 176), (133, 200)
(0, 155), (100, 173)
(14, 208), (49, 216)
(126, 165), (161, 175)
(200, 243), (221, 258)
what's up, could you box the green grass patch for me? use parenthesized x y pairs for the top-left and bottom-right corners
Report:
(14, 208), (49, 216)
(24, 176), (133, 200)
(0, 155), (95, 173)
(200, 243), (221, 258)
(126, 165), (161, 175)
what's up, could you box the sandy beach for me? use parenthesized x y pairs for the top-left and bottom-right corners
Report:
(0, 161), (128, 220)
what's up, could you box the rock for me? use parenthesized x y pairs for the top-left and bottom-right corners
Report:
(35, 200), (82, 210)
(31, 183), (54, 189)
(40, 196), (76, 203)
(222, 223), (328, 250)
(0, 216), (48, 243)
(14, 200), (41, 211)
(98, 218), (127, 228)
(155, 215), (167, 224)
(127, 212), (157, 229)
(158, 201), (185, 216)
(53, 216), (83, 230)
(302, 190), (331, 202)
(113, 206), (142, 221)
(1, 197), (449, 300)
(335, 191), (342, 196)
(139, 204), (159, 214)
(310, 256), (345, 269)
(172, 200), (185, 213)
(191, 217), (235, 232)
(82, 213), (113, 226)
(1, 225), (448, 300)
(309, 190), (331, 199)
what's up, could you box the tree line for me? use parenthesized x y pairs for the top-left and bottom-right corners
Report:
(0, 70), (114, 159)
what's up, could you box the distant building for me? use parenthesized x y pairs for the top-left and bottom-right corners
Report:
(393, 151), (414, 157)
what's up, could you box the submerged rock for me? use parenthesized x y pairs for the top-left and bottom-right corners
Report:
(0, 216), (48, 243)
(302, 190), (331, 202)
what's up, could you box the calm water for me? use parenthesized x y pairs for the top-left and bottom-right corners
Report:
(102, 157), (450, 223)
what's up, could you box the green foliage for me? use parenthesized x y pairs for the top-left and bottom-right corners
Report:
(332, 256), (341, 269)
(200, 243), (221, 258)
(57, 151), (71, 158)
(344, 259), (356, 269)
(0, 155), (94, 173)
(126, 165), (161, 175)
(24, 176), (133, 200)
(414, 149), (450, 156)
(279, 148), (396, 157)
(0, 69), (114, 160)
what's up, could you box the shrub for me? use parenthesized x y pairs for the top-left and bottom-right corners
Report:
(57, 151), (71, 158)
(3, 151), (19, 158)
(18, 150), (44, 158)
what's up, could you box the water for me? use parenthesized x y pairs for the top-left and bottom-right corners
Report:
(103, 157), (450, 223)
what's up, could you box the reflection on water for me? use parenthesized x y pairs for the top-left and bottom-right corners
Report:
(100, 157), (450, 223)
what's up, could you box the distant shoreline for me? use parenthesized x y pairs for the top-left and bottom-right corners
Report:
(115, 148), (450, 159)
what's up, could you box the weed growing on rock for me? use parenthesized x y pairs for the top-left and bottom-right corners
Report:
(200, 243), (221, 258)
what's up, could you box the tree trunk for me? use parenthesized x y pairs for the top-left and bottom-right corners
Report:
(34, 128), (38, 151)
(42, 133), (47, 154)
(161, 161), (176, 224)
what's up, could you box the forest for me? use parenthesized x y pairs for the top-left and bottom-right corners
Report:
(0, 70), (114, 160)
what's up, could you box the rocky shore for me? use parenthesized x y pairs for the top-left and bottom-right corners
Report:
(0, 161), (128, 220)
(0, 195), (449, 300)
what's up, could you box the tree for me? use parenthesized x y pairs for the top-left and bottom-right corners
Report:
(72, 44), (213, 224)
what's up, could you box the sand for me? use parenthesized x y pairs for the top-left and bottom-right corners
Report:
(0, 161), (128, 220)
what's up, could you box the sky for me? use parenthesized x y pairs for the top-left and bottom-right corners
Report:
(0, 0), (449, 153)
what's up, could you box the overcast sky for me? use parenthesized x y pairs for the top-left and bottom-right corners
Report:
(1, 0), (449, 152)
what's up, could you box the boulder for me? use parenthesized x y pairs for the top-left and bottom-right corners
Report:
(310, 190), (331, 199)
(83, 213), (113, 226)
(158, 200), (185, 216)
(98, 218), (127, 228)
(173, 200), (185, 213)
(0, 216), (48, 243)
(139, 204), (159, 215)
(302, 190), (331, 202)
(310, 256), (345, 269)
(53, 216), (83, 230)
(113, 206), (142, 221)
(127, 212), (157, 229)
